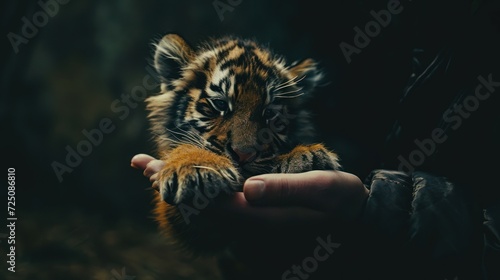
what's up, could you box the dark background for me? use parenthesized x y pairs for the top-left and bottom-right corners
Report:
(1, 0), (498, 279)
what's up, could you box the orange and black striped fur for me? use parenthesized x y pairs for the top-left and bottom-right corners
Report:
(145, 33), (340, 255)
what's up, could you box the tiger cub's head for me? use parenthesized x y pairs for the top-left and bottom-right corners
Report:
(146, 33), (324, 177)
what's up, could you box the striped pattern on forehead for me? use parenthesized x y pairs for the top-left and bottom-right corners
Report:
(199, 37), (285, 107)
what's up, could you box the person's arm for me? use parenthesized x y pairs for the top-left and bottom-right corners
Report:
(356, 169), (499, 279)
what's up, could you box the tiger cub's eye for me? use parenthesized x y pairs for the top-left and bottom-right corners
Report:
(210, 99), (228, 112)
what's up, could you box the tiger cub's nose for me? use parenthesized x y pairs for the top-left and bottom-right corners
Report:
(229, 146), (257, 164)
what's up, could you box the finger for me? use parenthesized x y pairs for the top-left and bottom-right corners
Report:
(215, 192), (327, 226)
(150, 173), (158, 183)
(144, 160), (165, 178)
(131, 154), (156, 170)
(243, 170), (341, 209)
(152, 180), (160, 192)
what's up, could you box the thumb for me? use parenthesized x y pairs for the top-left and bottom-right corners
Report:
(243, 171), (340, 209)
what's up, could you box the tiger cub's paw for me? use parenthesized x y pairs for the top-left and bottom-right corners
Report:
(158, 148), (242, 205)
(272, 144), (341, 173)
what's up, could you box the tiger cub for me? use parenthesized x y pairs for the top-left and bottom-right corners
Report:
(145, 33), (340, 253)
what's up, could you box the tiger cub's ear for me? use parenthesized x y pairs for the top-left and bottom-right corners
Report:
(288, 58), (324, 94)
(154, 33), (195, 84)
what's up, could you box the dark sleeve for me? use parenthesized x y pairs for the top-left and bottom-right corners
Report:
(356, 169), (500, 279)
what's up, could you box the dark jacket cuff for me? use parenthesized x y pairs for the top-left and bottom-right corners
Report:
(361, 169), (414, 245)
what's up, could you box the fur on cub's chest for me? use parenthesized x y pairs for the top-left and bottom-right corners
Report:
(144, 33), (340, 255)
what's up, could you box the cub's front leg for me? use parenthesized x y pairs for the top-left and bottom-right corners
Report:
(154, 144), (243, 253)
(272, 143), (341, 173)
(158, 144), (242, 205)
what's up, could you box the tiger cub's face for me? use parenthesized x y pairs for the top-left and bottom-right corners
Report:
(146, 34), (323, 177)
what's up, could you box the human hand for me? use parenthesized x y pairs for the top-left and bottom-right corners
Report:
(131, 153), (165, 191)
(131, 153), (369, 227)
(238, 170), (369, 222)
